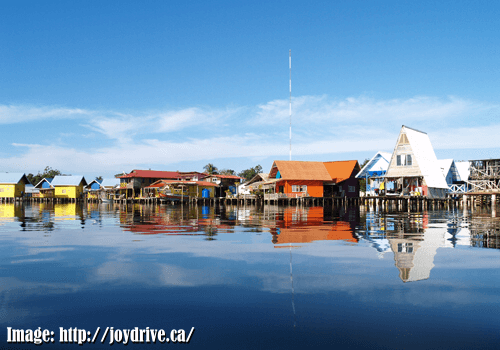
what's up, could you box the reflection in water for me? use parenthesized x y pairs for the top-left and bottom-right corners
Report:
(1, 202), (500, 349)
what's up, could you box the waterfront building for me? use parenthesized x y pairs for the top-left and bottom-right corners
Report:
(51, 175), (87, 199)
(384, 126), (448, 198)
(238, 173), (269, 195)
(34, 178), (55, 198)
(0, 173), (29, 198)
(264, 160), (360, 198)
(356, 151), (392, 196)
(117, 170), (181, 199)
(203, 174), (244, 197)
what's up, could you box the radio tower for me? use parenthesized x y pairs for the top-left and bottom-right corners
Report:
(289, 49), (292, 161)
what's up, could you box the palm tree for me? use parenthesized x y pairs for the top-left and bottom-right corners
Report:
(203, 163), (218, 175)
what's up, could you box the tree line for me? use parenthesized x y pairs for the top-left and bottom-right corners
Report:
(203, 163), (263, 181)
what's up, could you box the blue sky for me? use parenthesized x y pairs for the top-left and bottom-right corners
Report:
(1, 0), (500, 178)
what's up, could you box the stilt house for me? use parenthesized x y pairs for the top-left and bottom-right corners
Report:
(0, 173), (29, 198)
(356, 151), (392, 196)
(384, 126), (448, 198)
(51, 176), (87, 199)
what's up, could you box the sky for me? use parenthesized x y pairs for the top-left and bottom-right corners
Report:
(1, 0), (500, 179)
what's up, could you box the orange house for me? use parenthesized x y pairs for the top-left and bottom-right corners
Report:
(267, 160), (332, 197)
(269, 207), (357, 244)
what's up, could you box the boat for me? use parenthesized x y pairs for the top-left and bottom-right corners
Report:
(159, 192), (183, 202)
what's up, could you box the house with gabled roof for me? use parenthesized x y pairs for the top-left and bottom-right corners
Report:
(323, 160), (361, 198)
(34, 178), (55, 198)
(356, 151), (392, 196)
(51, 175), (87, 199)
(203, 174), (244, 197)
(264, 160), (360, 198)
(437, 159), (461, 187)
(117, 170), (182, 198)
(238, 173), (269, 195)
(0, 173), (29, 198)
(86, 178), (120, 200)
(268, 160), (331, 197)
(384, 126), (448, 198)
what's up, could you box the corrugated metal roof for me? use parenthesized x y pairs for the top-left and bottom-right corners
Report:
(0, 173), (28, 184)
(323, 160), (360, 183)
(118, 170), (181, 179)
(272, 161), (332, 181)
(51, 175), (87, 186)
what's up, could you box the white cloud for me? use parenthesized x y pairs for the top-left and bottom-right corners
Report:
(1, 95), (499, 175)
(0, 104), (92, 124)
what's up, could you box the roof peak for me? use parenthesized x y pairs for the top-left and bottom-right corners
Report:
(402, 125), (427, 134)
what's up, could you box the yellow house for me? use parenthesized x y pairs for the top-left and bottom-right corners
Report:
(0, 173), (29, 198)
(51, 175), (87, 199)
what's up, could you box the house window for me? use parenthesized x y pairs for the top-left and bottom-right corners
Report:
(0, 188), (4, 192)
(292, 185), (307, 192)
(397, 154), (413, 167)
(406, 154), (412, 166)
(62, 189), (66, 194)
(348, 186), (356, 192)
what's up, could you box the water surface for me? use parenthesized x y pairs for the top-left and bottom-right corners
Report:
(0, 202), (499, 349)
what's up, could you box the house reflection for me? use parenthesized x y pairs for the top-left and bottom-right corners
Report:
(269, 207), (358, 245)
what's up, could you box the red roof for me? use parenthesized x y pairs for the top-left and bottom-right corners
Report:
(118, 170), (181, 179)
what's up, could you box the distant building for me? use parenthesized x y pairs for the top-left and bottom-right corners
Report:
(0, 173), (29, 198)
(117, 170), (182, 198)
(34, 178), (55, 198)
(51, 176), (87, 199)
(203, 174), (243, 197)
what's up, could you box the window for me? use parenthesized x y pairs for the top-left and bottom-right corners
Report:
(397, 154), (413, 167)
(406, 154), (412, 166)
(62, 189), (66, 194)
(348, 186), (356, 192)
(292, 185), (300, 192)
(301, 185), (307, 193)
(0, 188), (4, 192)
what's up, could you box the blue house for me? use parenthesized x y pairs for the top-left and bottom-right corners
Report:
(356, 152), (392, 196)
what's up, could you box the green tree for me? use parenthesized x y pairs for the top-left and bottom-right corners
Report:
(219, 169), (235, 175)
(203, 163), (218, 175)
(238, 165), (263, 181)
(358, 158), (370, 193)
(27, 166), (62, 185)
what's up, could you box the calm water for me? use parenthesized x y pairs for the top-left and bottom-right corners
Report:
(0, 202), (499, 349)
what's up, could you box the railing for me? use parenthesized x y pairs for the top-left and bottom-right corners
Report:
(264, 192), (308, 200)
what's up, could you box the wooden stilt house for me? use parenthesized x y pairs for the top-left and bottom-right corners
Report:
(51, 176), (87, 199)
(0, 173), (29, 198)
(34, 178), (55, 198)
(356, 151), (392, 196)
(384, 126), (448, 198)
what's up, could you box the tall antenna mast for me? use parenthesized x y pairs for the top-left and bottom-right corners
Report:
(289, 49), (292, 161)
